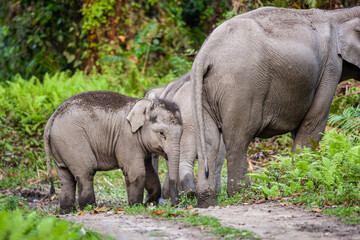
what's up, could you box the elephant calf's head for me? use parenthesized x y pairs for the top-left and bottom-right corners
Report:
(126, 98), (183, 159)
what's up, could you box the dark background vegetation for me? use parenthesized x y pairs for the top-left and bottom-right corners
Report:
(1, 0), (359, 82)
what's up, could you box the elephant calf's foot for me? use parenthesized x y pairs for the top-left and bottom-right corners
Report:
(197, 190), (217, 208)
(59, 204), (77, 215)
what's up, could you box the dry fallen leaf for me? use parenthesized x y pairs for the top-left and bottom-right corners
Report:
(50, 195), (57, 201)
(118, 35), (126, 42)
(324, 200), (333, 206)
(291, 215), (296, 218)
(279, 203), (288, 207)
(78, 211), (84, 216)
(151, 210), (165, 215)
(186, 206), (194, 210)
(296, 202), (304, 206)
(255, 199), (266, 204)
(271, 197), (282, 201)
(114, 207), (125, 211)
(115, 210), (125, 214)
(311, 208), (322, 213)
(90, 209), (99, 214)
(169, 213), (178, 217)
(291, 193), (301, 197)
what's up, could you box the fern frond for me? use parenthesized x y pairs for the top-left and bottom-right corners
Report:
(328, 106), (360, 136)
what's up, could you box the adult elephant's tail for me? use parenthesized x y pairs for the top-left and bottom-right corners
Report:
(191, 57), (211, 179)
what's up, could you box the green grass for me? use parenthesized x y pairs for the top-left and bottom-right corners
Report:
(323, 207), (360, 225)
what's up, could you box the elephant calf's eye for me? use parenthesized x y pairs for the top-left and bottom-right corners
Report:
(159, 131), (166, 139)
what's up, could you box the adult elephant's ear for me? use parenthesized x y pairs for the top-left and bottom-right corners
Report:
(127, 98), (153, 133)
(337, 18), (360, 69)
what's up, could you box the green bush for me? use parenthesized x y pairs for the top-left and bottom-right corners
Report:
(248, 131), (360, 204)
(247, 130), (360, 224)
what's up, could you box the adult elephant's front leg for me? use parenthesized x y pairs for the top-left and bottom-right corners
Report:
(179, 127), (197, 196)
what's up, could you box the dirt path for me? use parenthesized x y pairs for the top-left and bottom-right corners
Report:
(61, 211), (217, 240)
(197, 203), (360, 240)
(61, 202), (360, 240)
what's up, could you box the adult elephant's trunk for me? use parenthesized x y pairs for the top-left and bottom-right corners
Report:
(168, 141), (180, 206)
(191, 60), (209, 178)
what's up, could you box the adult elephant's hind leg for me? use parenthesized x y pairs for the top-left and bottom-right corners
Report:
(197, 111), (222, 208)
(220, 93), (261, 198)
(215, 136), (225, 194)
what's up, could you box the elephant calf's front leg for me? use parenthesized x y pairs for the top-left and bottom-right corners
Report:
(124, 165), (146, 205)
(144, 157), (161, 204)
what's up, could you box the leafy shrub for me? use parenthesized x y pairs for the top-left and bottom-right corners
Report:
(328, 106), (360, 137)
(248, 130), (360, 207)
(0, 209), (108, 239)
(0, 71), (119, 134)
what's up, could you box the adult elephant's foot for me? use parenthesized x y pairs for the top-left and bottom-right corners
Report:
(197, 190), (217, 208)
(162, 186), (171, 199)
(180, 173), (197, 197)
(227, 176), (250, 198)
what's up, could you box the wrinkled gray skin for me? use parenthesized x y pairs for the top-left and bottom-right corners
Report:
(44, 91), (182, 214)
(146, 73), (225, 206)
(192, 7), (360, 207)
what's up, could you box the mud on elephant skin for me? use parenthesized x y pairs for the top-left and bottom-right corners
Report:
(44, 91), (182, 214)
(145, 73), (225, 207)
(192, 7), (360, 206)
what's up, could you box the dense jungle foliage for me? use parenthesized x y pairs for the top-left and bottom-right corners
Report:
(1, 0), (360, 238)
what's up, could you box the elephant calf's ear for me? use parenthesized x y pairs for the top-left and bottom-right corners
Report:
(127, 98), (153, 133)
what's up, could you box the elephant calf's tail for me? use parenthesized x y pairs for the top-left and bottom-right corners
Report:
(191, 60), (210, 178)
(44, 117), (55, 195)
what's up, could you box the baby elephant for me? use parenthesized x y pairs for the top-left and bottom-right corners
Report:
(44, 91), (182, 214)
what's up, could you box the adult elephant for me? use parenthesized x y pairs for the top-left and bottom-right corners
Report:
(146, 73), (225, 206)
(191, 6), (360, 207)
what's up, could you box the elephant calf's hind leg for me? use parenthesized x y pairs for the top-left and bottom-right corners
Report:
(56, 166), (77, 214)
(76, 174), (96, 210)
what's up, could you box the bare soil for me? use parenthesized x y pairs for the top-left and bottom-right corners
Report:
(60, 202), (360, 240)
(6, 188), (360, 240)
